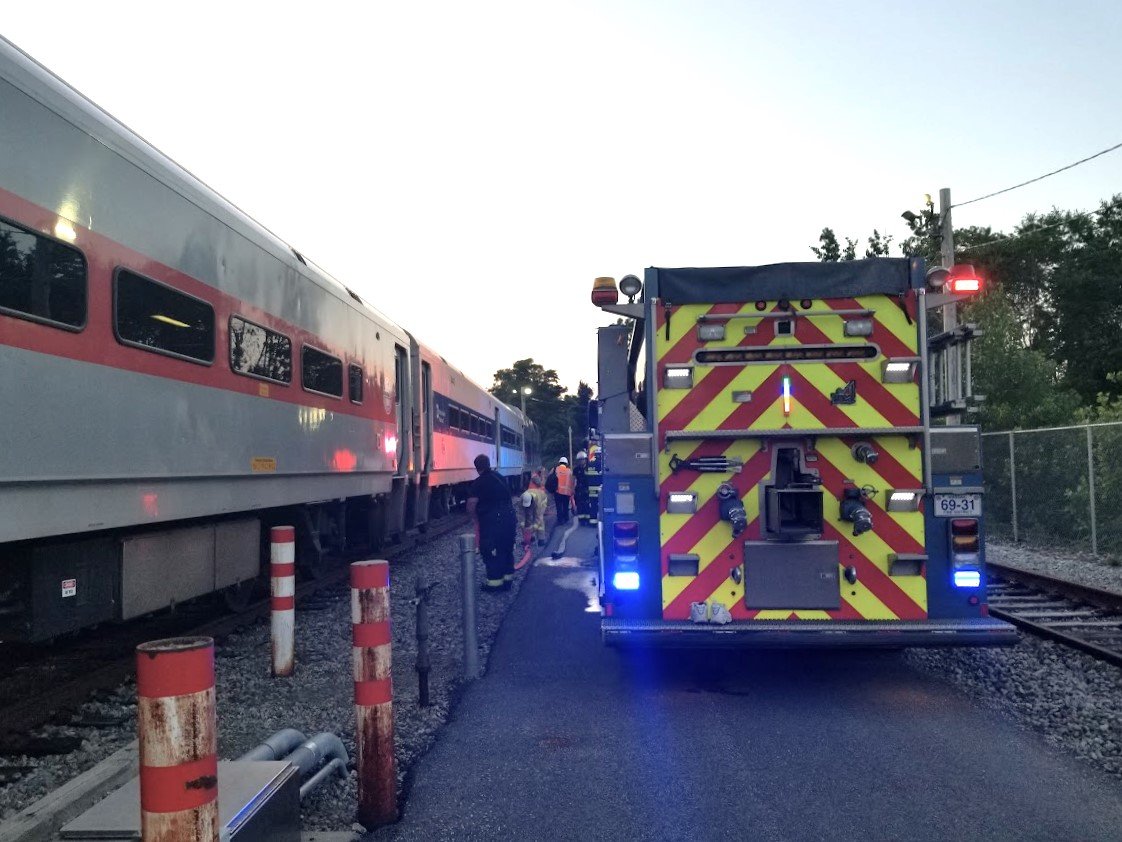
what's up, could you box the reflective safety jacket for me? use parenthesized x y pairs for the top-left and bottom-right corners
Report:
(555, 464), (575, 496)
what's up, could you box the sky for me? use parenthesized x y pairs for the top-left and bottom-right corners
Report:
(5, 1), (1122, 393)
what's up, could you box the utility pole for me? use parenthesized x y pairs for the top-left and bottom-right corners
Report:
(939, 187), (963, 425)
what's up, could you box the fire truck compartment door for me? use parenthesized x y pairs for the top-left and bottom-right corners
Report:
(743, 540), (840, 610)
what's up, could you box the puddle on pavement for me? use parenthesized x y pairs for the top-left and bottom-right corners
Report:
(538, 559), (601, 613)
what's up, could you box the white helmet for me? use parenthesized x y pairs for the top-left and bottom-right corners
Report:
(576, 450), (587, 461)
(521, 491), (533, 507)
(558, 457), (569, 465)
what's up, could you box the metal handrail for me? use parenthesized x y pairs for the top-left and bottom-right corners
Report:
(981, 420), (1122, 436)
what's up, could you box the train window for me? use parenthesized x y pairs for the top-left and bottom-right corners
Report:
(114, 269), (214, 363)
(301, 345), (343, 397)
(0, 216), (87, 330)
(449, 406), (461, 429)
(229, 316), (291, 383)
(348, 364), (364, 404)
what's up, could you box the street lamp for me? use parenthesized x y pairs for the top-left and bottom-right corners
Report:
(511, 386), (532, 414)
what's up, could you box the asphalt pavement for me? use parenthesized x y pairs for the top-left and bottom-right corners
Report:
(376, 526), (1122, 841)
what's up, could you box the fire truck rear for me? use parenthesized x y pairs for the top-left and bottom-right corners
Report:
(591, 259), (1017, 646)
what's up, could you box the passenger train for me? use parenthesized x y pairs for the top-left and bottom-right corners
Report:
(0, 37), (538, 641)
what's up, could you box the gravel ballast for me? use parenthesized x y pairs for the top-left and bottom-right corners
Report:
(988, 539), (1122, 595)
(7, 531), (1122, 829)
(220, 525), (528, 832)
(0, 520), (531, 831)
(906, 635), (1122, 779)
(907, 536), (1122, 780)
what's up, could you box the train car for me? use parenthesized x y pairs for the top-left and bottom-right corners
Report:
(496, 402), (530, 487)
(0, 36), (531, 641)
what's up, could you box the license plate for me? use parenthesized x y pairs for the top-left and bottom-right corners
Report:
(933, 494), (982, 517)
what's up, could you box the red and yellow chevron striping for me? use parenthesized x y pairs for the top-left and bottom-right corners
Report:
(655, 294), (926, 623)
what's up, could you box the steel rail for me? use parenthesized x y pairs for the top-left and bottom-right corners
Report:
(0, 516), (470, 740)
(985, 561), (1122, 669)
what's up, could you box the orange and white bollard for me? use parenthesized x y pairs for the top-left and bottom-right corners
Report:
(351, 559), (397, 827)
(270, 525), (296, 677)
(135, 637), (218, 842)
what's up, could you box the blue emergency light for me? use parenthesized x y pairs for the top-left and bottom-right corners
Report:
(613, 571), (640, 590)
(952, 569), (981, 589)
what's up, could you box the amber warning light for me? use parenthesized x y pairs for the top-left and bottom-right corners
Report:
(592, 276), (618, 306)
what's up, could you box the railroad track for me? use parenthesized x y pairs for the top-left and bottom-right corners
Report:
(986, 561), (1122, 669)
(0, 516), (471, 744)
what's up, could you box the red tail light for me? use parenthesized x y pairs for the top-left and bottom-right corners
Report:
(945, 264), (982, 295)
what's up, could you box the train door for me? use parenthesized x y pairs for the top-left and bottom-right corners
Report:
(422, 362), (433, 471)
(416, 360), (434, 523)
(385, 344), (409, 538)
(394, 345), (408, 471)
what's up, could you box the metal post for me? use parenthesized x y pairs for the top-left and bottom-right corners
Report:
(939, 187), (963, 425)
(1008, 432), (1019, 543)
(136, 637), (218, 842)
(568, 425), (574, 466)
(1087, 426), (1098, 555)
(270, 526), (296, 677)
(351, 560), (397, 827)
(459, 534), (479, 680)
(414, 576), (435, 707)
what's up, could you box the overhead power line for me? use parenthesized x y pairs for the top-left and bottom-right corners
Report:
(958, 195), (1122, 253)
(953, 141), (1122, 209)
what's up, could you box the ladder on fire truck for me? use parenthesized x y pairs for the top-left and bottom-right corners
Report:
(925, 264), (984, 424)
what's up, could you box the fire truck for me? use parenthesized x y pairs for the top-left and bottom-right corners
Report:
(590, 258), (1017, 646)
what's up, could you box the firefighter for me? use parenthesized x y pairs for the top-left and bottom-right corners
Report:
(522, 472), (549, 546)
(549, 457), (575, 526)
(586, 439), (602, 525)
(573, 450), (591, 525)
(466, 454), (517, 591)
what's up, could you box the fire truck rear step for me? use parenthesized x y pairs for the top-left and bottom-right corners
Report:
(602, 617), (1019, 647)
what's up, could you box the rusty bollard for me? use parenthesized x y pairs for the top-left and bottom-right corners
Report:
(351, 560), (397, 826)
(136, 637), (218, 841)
(270, 525), (296, 676)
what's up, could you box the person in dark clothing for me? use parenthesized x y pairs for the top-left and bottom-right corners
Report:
(466, 454), (517, 592)
(573, 450), (591, 525)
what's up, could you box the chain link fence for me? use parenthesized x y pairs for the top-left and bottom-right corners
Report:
(981, 422), (1122, 558)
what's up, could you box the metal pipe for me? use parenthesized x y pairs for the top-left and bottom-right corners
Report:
(135, 637), (218, 842)
(459, 534), (479, 681)
(283, 732), (348, 779)
(414, 576), (436, 707)
(238, 728), (307, 762)
(300, 758), (346, 801)
(1009, 432), (1019, 543)
(351, 560), (397, 827)
(981, 419), (1122, 436)
(270, 525), (296, 677)
(1087, 426), (1098, 555)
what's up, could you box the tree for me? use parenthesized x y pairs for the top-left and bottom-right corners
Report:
(957, 196), (1122, 404)
(490, 358), (572, 463)
(810, 227), (892, 262)
(806, 200), (1122, 429)
(810, 228), (842, 262)
(963, 291), (1076, 430)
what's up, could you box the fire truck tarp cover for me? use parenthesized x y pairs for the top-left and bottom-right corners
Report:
(651, 258), (920, 303)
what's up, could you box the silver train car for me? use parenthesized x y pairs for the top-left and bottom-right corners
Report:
(0, 37), (538, 641)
